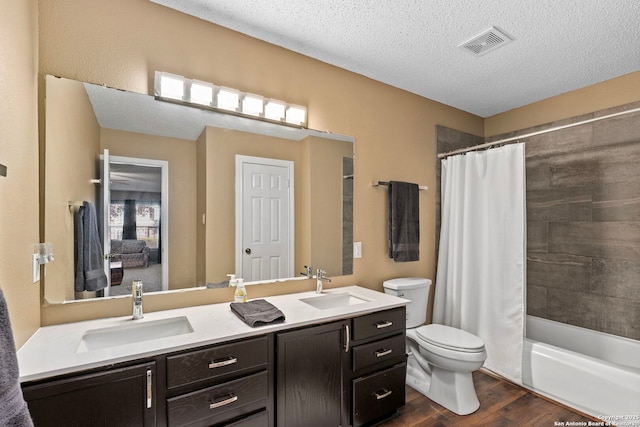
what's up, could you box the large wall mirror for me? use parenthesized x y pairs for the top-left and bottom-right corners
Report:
(43, 75), (354, 303)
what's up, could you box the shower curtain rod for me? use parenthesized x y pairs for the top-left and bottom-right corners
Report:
(437, 105), (640, 159)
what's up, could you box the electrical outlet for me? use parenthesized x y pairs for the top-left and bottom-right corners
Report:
(353, 241), (362, 259)
(32, 254), (40, 283)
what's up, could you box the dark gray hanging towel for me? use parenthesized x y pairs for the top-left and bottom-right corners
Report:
(122, 199), (137, 240)
(230, 299), (286, 327)
(0, 287), (34, 426)
(388, 181), (420, 262)
(75, 201), (108, 292)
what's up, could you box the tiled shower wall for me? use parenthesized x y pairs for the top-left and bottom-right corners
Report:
(436, 101), (640, 341)
(342, 156), (354, 275)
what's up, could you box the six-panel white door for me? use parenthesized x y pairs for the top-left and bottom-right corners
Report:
(236, 156), (294, 281)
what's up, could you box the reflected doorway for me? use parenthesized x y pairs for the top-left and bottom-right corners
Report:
(236, 155), (294, 281)
(103, 153), (169, 296)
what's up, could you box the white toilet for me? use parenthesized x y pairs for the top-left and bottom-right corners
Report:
(383, 277), (487, 415)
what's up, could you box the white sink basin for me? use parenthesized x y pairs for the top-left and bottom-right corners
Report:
(77, 316), (194, 353)
(300, 292), (369, 310)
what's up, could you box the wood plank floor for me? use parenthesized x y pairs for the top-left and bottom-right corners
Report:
(379, 371), (601, 426)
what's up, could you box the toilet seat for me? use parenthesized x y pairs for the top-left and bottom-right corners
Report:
(416, 324), (485, 353)
(406, 326), (486, 365)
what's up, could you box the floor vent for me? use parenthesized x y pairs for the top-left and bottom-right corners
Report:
(458, 26), (513, 56)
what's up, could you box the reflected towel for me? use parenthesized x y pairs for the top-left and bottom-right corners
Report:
(75, 201), (108, 292)
(0, 288), (34, 426)
(206, 280), (230, 289)
(230, 299), (286, 327)
(388, 181), (420, 262)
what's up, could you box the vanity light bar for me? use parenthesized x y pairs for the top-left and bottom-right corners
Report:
(286, 105), (306, 126)
(154, 71), (307, 127)
(217, 87), (241, 112)
(264, 99), (286, 122)
(156, 72), (186, 101)
(190, 80), (214, 106)
(242, 93), (265, 117)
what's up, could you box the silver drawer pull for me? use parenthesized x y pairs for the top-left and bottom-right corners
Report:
(375, 321), (393, 329)
(375, 348), (392, 358)
(209, 395), (238, 409)
(209, 356), (238, 369)
(375, 389), (392, 400)
(146, 369), (153, 409)
(344, 324), (350, 353)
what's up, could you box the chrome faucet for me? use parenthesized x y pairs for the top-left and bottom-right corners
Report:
(132, 280), (144, 320)
(316, 269), (331, 294)
(300, 265), (314, 279)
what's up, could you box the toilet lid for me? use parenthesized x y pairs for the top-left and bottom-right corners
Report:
(416, 324), (485, 352)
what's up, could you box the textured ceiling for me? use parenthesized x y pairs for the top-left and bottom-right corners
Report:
(151, 0), (640, 117)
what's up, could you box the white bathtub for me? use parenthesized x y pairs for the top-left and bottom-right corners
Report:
(523, 316), (640, 425)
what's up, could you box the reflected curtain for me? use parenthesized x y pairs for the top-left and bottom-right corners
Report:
(434, 143), (526, 384)
(123, 199), (137, 239)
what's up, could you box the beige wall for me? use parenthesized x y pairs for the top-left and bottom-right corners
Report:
(307, 136), (354, 276)
(298, 139), (312, 273)
(205, 127), (302, 284)
(486, 71), (640, 136)
(0, 0), (40, 347)
(36, 0), (482, 325)
(196, 131), (207, 285)
(203, 130), (352, 282)
(4, 0), (638, 338)
(43, 76), (101, 302)
(101, 128), (197, 289)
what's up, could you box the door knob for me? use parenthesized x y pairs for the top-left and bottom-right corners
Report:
(245, 248), (252, 254)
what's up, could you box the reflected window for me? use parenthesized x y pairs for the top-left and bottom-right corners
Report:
(109, 201), (161, 248)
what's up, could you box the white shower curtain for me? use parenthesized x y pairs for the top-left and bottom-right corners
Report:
(434, 143), (526, 384)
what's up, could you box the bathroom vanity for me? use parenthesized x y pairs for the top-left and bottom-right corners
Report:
(19, 287), (408, 426)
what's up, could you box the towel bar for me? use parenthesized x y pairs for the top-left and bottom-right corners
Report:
(372, 181), (428, 191)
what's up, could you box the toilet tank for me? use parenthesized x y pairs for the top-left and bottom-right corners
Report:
(383, 277), (432, 328)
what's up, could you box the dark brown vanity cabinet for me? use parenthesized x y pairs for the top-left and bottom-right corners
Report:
(22, 336), (274, 427)
(349, 307), (407, 427)
(22, 306), (407, 427)
(23, 361), (158, 427)
(276, 320), (350, 427)
(275, 308), (407, 427)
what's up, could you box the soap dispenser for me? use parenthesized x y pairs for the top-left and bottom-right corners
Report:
(234, 278), (247, 303)
(227, 274), (237, 288)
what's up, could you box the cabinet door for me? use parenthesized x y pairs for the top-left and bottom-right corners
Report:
(276, 321), (348, 427)
(352, 362), (406, 427)
(23, 361), (156, 427)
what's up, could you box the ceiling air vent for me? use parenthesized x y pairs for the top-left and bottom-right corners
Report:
(458, 26), (513, 56)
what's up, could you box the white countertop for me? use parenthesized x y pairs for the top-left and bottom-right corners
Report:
(18, 286), (408, 383)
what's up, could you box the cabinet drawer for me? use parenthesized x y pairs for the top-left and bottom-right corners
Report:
(225, 409), (269, 427)
(352, 307), (405, 341)
(167, 336), (268, 389)
(167, 371), (268, 426)
(352, 363), (406, 427)
(352, 333), (405, 371)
